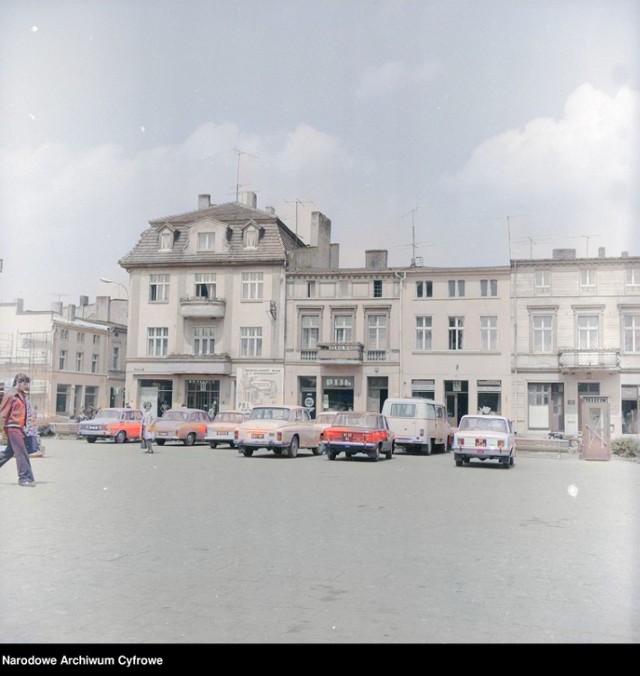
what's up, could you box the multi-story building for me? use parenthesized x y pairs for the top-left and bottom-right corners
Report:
(119, 193), (306, 414)
(512, 248), (640, 437)
(0, 296), (127, 416)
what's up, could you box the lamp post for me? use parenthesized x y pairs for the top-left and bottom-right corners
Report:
(100, 277), (128, 299)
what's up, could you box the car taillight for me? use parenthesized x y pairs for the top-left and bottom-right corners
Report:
(234, 431), (239, 440)
(498, 440), (505, 448)
(458, 437), (464, 445)
(277, 432), (282, 441)
(419, 428), (425, 436)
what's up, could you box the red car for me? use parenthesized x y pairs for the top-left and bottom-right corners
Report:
(322, 412), (395, 462)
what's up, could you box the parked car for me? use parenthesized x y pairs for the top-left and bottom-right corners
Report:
(452, 414), (516, 468)
(78, 408), (143, 444)
(235, 405), (322, 457)
(152, 408), (211, 446)
(381, 397), (450, 454)
(204, 410), (250, 448)
(322, 412), (395, 462)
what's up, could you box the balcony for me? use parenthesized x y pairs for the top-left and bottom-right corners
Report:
(558, 349), (620, 371)
(179, 296), (226, 319)
(316, 342), (364, 362)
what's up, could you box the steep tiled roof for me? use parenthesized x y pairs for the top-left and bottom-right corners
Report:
(119, 201), (303, 269)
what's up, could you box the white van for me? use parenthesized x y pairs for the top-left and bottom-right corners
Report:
(381, 397), (450, 454)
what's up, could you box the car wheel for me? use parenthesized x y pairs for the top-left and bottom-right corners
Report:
(273, 449), (283, 455)
(510, 454), (515, 467)
(184, 432), (196, 446)
(86, 436), (97, 444)
(155, 439), (165, 446)
(327, 449), (337, 460)
(114, 430), (126, 444)
(311, 446), (322, 455)
(455, 459), (463, 467)
(229, 441), (235, 448)
(287, 436), (299, 458)
(371, 445), (380, 462)
(241, 447), (253, 457)
(209, 442), (217, 449)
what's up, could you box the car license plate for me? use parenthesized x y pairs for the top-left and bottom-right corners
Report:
(158, 432), (168, 436)
(89, 425), (98, 430)
(217, 430), (229, 435)
(252, 432), (264, 439)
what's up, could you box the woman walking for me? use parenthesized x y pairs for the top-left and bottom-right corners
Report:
(141, 401), (156, 454)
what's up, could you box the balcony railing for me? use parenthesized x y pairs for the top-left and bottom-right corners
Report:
(316, 342), (364, 362)
(179, 296), (226, 318)
(558, 349), (620, 370)
(366, 350), (387, 361)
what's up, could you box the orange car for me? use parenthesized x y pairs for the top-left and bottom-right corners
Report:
(152, 407), (212, 446)
(78, 408), (143, 444)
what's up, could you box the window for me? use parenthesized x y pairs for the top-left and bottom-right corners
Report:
(195, 273), (216, 299)
(306, 281), (316, 298)
(622, 385), (639, 434)
(193, 326), (216, 355)
(59, 349), (67, 370)
(532, 315), (553, 353)
(577, 315), (599, 349)
(159, 230), (173, 250)
(301, 315), (320, 349)
(534, 270), (551, 294)
(373, 280), (382, 298)
(240, 327), (262, 357)
(626, 267), (640, 291)
(76, 352), (83, 372)
(623, 314), (640, 353)
(411, 379), (435, 399)
(334, 315), (353, 343)
(367, 314), (387, 349)
(147, 327), (168, 356)
(580, 269), (596, 294)
(112, 346), (120, 370)
(92, 335), (100, 345)
(480, 316), (498, 351)
(59, 328), (68, 340)
(243, 227), (258, 249)
(416, 280), (433, 298)
(480, 279), (498, 297)
(149, 274), (170, 302)
(416, 316), (432, 350)
(91, 353), (99, 373)
(77, 332), (85, 343)
(197, 232), (215, 251)
(448, 316), (464, 350)
(242, 272), (263, 300)
(448, 280), (465, 297)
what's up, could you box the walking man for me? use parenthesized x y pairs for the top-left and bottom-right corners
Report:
(0, 373), (36, 486)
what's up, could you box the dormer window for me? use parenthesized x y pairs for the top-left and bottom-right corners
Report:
(243, 226), (259, 249)
(197, 232), (215, 251)
(159, 229), (173, 251)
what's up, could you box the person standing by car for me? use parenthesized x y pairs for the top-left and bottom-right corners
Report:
(0, 373), (36, 486)
(141, 401), (156, 454)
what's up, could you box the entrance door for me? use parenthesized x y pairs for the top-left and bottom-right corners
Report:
(445, 380), (468, 426)
(580, 396), (611, 460)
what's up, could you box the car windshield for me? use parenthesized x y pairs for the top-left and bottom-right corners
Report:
(216, 413), (245, 423)
(315, 413), (336, 424)
(249, 407), (290, 421)
(459, 417), (508, 433)
(333, 413), (378, 428)
(162, 411), (188, 422)
(94, 409), (120, 419)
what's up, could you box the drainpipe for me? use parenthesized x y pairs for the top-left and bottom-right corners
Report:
(394, 270), (406, 396)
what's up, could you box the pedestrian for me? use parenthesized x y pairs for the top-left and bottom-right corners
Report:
(24, 389), (45, 458)
(141, 401), (156, 454)
(0, 373), (36, 487)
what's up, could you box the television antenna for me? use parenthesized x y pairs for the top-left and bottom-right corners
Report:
(511, 235), (553, 259)
(232, 147), (257, 202)
(402, 206), (429, 266)
(284, 198), (315, 246)
(566, 234), (601, 258)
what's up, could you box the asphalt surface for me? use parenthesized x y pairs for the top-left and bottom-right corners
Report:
(1, 437), (638, 645)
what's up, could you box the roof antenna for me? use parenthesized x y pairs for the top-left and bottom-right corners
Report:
(233, 148), (257, 202)
(402, 206), (420, 266)
(284, 198), (314, 247)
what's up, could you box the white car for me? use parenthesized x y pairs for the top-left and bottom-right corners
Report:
(204, 410), (250, 448)
(452, 414), (516, 469)
(235, 405), (323, 458)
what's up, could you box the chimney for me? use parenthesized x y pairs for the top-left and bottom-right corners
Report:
(198, 194), (211, 210)
(552, 248), (576, 260)
(265, 206), (276, 216)
(621, 251), (629, 258)
(598, 247), (606, 258)
(51, 302), (63, 315)
(67, 304), (76, 321)
(243, 191), (257, 209)
(79, 295), (89, 306)
(365, 250), (388, 269)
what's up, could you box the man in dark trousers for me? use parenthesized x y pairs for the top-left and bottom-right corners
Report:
(0, 373), (36, 487)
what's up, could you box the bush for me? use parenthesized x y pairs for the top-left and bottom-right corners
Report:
(611, 437), (640, 458)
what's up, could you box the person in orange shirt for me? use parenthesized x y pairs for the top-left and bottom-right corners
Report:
(0, 373), (36, 486)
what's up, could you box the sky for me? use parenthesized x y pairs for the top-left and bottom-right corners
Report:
(1, 0), (638, 309)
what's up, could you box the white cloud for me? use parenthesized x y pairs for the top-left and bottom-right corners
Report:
(356, 59), (441, 99)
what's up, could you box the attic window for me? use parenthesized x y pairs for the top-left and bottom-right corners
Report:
(243, 226), (258, 249)
(159, 230), (173, 251)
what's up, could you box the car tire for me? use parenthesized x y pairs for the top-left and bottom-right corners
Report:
(327, 449), (337, 460)
(155, 439), (165, 446)
(114, 431), (126, 444)
(184, 432), (196, 446)
(273, 449), (283, 455)
(209, 442), (217, 449)
(287, 436), (299, 458)
(455, 459), (463, 467)
(311, 446), (322, 455)
(241, 447), (253, 457)
(385, 444), (393, 460)
(510, 454), (515, 467)
(371, 445), (380, 462)
(86, 436), (97, 444)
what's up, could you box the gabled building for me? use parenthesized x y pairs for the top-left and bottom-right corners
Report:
(119, 193), (310, 413)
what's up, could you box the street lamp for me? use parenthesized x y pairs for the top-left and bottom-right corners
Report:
(100, 277), (129, 299)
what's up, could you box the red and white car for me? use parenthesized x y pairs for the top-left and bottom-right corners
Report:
(322, 412), (395, 462)
(452, 414), (516, 468)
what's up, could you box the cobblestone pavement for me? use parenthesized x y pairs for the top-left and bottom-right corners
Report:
(1, 438), (638, 644)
